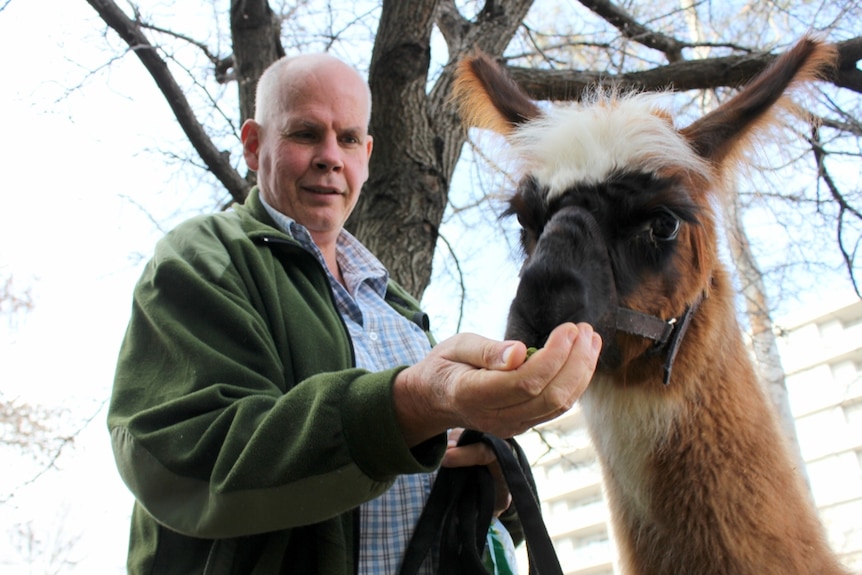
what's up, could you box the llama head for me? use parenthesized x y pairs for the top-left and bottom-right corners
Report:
(453, 39), (835, 384)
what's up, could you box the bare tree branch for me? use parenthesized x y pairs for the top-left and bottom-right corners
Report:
(835, 36), (862, 93)
(10, 512), (82, 575)
(1, 398), (107, 503)
(137, 20), (227, 72)
(818, 115), (862, 137)
(84, 0), (251, 203)
(505, 39), (862, 101)
(810, 126), (862, 296)
(575, 0), (686, 62)
(136, 17), (237, 84)
(0, 274), (33, 326)
(435, 232), (467, 332)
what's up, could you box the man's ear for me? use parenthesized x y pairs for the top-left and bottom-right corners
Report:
(365, 134), (373, 161)
(241, 120), (261, 171)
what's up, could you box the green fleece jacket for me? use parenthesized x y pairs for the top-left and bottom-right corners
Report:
(109, 188), (446, 574)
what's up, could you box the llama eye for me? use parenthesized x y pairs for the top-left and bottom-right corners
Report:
(650, 209), (681, 242)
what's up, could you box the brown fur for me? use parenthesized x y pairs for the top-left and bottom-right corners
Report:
(455, 38), (851, 574)
(453, 53), (541, 135)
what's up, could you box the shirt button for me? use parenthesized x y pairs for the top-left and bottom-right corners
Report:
(368, 331), (379, 341)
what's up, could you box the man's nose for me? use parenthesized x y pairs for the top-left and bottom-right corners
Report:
(314, 134), (343, 172)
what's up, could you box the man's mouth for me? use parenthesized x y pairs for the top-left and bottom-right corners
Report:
(304, 185), (343, 195)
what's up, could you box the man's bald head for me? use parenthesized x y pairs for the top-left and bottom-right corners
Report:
(253, 53), (372, 129)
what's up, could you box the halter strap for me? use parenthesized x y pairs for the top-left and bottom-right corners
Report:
(613, 292), (705, 385)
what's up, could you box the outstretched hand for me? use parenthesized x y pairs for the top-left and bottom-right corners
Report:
(393, 322), (601, 447)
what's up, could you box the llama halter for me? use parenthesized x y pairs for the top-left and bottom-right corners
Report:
(615, 294), (703, 385)
(570, 202), (704, 386)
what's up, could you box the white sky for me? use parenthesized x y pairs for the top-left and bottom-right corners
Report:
(0, 0), (271, 571)
(0, 1), (180, 571)
(0, 1), (857, 573)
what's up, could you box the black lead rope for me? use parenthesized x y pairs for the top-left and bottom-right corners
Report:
(399, 429), (563, 575)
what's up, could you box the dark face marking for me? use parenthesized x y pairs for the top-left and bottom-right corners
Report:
(503, 170), (700, 364)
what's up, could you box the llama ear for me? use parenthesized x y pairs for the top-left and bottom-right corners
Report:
(680, 37), (836, 167)
(453, 52), (542, 135)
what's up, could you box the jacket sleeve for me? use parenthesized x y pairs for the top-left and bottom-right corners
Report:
(108, 220), (446, 539)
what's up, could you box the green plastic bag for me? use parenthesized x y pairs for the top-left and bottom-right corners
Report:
(482, 517), (519, 575)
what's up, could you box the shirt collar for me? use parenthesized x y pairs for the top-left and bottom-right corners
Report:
(258, 193), (389, 296)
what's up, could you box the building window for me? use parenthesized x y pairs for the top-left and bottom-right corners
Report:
(819, 318), (843, 340)
(574, 531), (611, 561)
(574, 491), (603, 508)
(831, 360), (857, 385)
(845, 401), (862, 428)
(832, 359), (862, 387)
(545, 456), (600, 482)
(852, 361), (862, 395)
(843, 314), (862, 331)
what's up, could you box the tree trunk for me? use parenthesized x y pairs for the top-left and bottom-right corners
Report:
(347, 0), (445, 299)
(349, 0), (535, 299)
(230, 0), (285, 126)
(721, 187), (813, 494)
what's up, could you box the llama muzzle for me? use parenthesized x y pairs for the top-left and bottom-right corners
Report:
(504, 205), (621, 367)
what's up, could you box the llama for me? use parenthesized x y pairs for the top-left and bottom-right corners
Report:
(453, 38), (852, 575)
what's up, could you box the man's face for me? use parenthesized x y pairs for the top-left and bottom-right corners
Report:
(243, 62), (373, 247)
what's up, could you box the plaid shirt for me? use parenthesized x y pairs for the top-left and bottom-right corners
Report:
(261, 198), (436, 574)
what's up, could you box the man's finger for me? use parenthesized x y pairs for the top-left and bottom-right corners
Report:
(440, 442), (496, 468)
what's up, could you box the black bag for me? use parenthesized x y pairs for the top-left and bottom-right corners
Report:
(399, 429), (563, 575)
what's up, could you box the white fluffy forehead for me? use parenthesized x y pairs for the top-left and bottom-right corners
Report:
(509, 93), (708, 199)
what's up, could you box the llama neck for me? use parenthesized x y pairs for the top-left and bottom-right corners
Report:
(579, 293), (848, 575)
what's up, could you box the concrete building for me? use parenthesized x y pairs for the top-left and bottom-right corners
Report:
(779, 297), (862, 570)
(516, 297), (862, 574)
